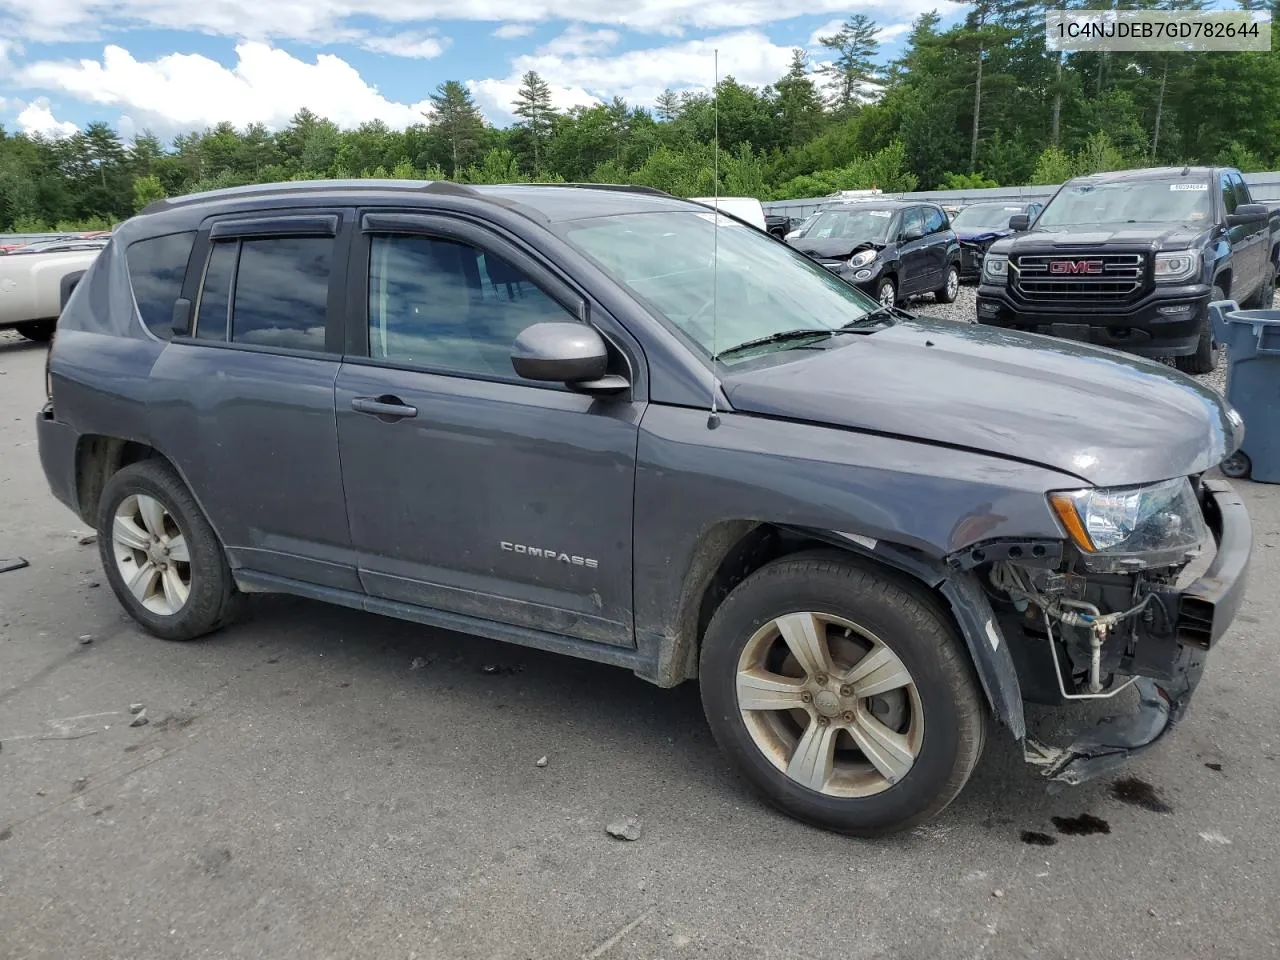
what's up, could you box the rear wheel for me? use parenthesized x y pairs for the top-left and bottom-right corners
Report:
(15, 320), (54, 342)
(1220, 451), (1251, 480)
(98, 460), (241, 641)
(1176, 285), (1223, 375)
(935, 264), (960, 304)
(699, 554), (986, 836)
(1245, 263), (1276, 309)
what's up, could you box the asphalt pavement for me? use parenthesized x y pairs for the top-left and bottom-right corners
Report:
(2, 331), (1278, 960)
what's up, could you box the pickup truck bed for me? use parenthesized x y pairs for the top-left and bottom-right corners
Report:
(0, 247), (103, 341)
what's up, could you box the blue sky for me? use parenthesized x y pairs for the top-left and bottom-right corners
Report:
(0, 0), (969, 141)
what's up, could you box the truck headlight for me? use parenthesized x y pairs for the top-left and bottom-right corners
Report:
(848, 249), (877, 268)
(1154, 250), (1200, 283)
(983, 253), (1008, 282)
(1048, 477), (1208, 570)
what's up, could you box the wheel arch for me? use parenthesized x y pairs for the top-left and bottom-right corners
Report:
(651, 521), (1025, 739)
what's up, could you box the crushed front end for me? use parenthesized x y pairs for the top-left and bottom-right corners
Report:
(958, 474), (1251, 785)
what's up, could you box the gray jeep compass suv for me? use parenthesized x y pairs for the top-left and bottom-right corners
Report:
(37, 180), (1252, 836)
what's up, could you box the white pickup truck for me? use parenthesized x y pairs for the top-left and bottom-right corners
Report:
(0, 241), (106, 341)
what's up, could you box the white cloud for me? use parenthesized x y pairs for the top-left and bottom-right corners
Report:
(16, 98), (80, 137)
(16, 41), (434, 132)
(538, 24), (621, 56)
(492, 23), (535, 39)
(358, 32), (449, 58)
(6, 0), (963, 42)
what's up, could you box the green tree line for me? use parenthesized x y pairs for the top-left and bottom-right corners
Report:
(2, 0), (1279, 232)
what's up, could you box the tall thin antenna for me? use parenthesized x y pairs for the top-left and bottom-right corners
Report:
(707, 47), (721, 430)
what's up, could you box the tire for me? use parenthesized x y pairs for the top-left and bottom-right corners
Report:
(16, 320), (55, 342)
(1245, 263), (1276, 309)
(1175, 285), (1223, 375)
(876, 278), (896, 309)
(1220, 451), (1251, 480)
(97, 459), (241, 641)
(699, 553), (987, 837)
(935, 263), (960, 304)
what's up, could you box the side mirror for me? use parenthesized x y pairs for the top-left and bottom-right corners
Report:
(901, 227), (923, 243)
(1009, 214), (1031, 232)
(1227, 203), (1267, 227)
(511, 322), (629, 395)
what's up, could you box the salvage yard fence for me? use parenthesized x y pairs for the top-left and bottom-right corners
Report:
(762, 172), (1280, 221)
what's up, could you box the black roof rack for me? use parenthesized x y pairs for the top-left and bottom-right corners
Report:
(141, 178), (478, 215)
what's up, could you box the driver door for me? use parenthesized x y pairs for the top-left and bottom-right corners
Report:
(333, 211), (645, 647)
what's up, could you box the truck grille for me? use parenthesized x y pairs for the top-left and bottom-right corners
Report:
(1013, 253), (1146, 301)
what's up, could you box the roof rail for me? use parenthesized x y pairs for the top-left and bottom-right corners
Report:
(507, 182), (675, 198)
(141, 178), (479, 215)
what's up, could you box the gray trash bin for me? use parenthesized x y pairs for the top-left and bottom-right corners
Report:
(1208, 299), (1280, 483)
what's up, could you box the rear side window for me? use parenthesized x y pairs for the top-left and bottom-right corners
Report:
(126, 231), (196, 338)
(191, 236), (333, 351)
(923, 207), (946, 234)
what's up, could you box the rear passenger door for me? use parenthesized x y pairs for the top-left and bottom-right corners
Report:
(1228, 171), (1267, 297)
(146, 210), (359, 591)
(921, 206), (950, 286)
(333, 211), (643, 647)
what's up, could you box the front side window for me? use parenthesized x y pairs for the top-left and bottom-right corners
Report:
(126, 231), (196, 338)
(367, 233), (576, 379)
(1220, 173), (1238, 215)
(560, 210), (880, 363)
(900, 208), (924, 241)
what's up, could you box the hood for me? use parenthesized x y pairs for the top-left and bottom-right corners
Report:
(955, 228), (1010, 244)
(995, 222), (1209, 253)
(721, 318), (1237, 488)
(789, 237), (886, 260)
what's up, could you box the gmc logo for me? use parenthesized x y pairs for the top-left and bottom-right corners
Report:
(1049, 259), (1104, 275)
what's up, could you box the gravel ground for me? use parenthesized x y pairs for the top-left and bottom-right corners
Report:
(909, 282), (1280, 395)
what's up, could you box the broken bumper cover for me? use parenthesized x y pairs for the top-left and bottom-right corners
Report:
(1031, 477), (1251, 786)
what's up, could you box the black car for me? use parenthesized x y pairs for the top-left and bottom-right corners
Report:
(950, 200), (1042, 281)
(786, 200), (962, 308)
(977, 166), (1280, 373)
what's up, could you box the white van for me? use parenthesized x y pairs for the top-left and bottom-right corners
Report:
(687, 196), (768, 232)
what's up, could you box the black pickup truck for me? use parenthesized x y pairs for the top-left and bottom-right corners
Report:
(977, 166), (1280, 373)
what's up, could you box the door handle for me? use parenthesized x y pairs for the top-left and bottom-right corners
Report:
(351, 395), (418, 420)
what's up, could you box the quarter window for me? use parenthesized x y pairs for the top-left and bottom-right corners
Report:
(126, 231), (196, 338)
(367, 233), (577, 379)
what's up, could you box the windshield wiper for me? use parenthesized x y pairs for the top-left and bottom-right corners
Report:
(715, 328), (836, 360)
(841, 304), (909, 329)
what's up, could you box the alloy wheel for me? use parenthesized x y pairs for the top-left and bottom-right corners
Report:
(735, 611), (924, 797)
(111, 493), (192, 616)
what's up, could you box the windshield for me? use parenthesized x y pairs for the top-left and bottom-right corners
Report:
(559, 210), (881, 361)
(1037, 180), (1212, 227)
(951, 203), (1026, 230)
(799, 207), (896, 242)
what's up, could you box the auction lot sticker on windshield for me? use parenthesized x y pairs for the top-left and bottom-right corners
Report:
(1046, 9), (1271, 52)
(1171, 183), (1209, 191)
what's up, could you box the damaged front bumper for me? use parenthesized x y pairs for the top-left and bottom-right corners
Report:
(1027, 477), (1251, 785)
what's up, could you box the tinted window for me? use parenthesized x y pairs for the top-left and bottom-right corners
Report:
(231, 237), (331, 351)
(1221, 173), (1238, 215)
(1230, 171), (1251, 205)
(923, 206), (946, 234)
(901, 208), (924, 240)
(195, 241), (236, 341)
(127, 231), (195, 338)
(368, 233), (575, 379)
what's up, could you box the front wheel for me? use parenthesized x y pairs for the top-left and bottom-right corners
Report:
(1220, 451), (1251, 480)
(875, 278), (897, 309)
(1175, 286), (1223, 375)
(98, 460), (242, 641)
(935, 264), (960, 304)
(699, 554), (986, 836)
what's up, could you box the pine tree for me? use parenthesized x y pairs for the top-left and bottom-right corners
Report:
(654, 89), (681, 122)
(425, 80), (486, 176)
(775, 49), (824, 144)
(512, 71), (555, 172)
(817, 14), (882, 113)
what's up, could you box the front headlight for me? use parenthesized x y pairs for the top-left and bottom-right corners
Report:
(983, 253), (1008, 282)
(848, 249), (877, 268)
(1048, 477), (1209, 570)
(1154, 250), (1200, 283)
